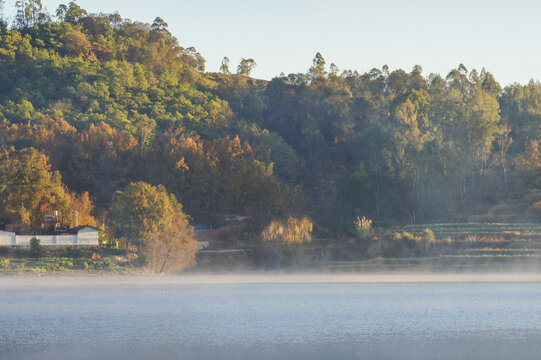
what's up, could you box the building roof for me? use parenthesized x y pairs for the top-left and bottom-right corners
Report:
(67, 225), (99, 234)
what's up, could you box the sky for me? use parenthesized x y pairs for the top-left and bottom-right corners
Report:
(3, 0), (541, 86)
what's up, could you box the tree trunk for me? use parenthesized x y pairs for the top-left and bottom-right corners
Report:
(159, 249), (172, 274)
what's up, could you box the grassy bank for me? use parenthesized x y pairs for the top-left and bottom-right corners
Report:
(0, 246), (132, 274)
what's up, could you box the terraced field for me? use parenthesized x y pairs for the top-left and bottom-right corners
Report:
(318, 223), (541, 271)
(401, 223), (541, 240)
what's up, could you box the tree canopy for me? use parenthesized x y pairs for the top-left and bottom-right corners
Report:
(0, 1), (540, 246)
(0, 147), (95, 230)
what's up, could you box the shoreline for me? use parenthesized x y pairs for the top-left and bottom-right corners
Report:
(3, 271), (541, 286)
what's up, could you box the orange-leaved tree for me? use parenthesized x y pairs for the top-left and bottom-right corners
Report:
(109, 181), (197, 272)
(0, 147), (96, 231)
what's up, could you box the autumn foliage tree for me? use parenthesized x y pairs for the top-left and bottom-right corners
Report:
(0, 147), (95, 231)
(109, 181), (197, 271)
(142, 212), (198, 273)
(61, 30), (91, 56)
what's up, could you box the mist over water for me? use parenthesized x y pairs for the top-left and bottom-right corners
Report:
(4, 272), (541, 287)
(2, 274), (541, 360)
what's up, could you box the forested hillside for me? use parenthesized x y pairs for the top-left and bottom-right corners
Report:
(0, 1), (540, 239)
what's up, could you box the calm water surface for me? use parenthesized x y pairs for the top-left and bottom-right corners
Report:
(1, 276), (541, 359)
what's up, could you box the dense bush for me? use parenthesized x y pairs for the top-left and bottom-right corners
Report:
(30, 238), (43, 258)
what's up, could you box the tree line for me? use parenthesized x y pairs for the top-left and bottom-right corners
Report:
(0, 2), (540, 267)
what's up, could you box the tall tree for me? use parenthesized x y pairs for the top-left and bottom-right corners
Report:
(25, 0), (46, 26)
(15, 0), (28, 28)
(150, 16), (168, 33)
(220, 56), (230, 74)
(237, 58), (256, 76)
(142, 210), (198, 273)
(309, 52), (326, 80)
(64, 1), (87, 24)
(55, 3), (67, 22)
(109, 182), (195, 260)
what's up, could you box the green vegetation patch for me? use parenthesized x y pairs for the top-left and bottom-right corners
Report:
(0, 256), (130, 273)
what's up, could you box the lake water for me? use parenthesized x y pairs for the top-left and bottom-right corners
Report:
(2, 274), (541, 359)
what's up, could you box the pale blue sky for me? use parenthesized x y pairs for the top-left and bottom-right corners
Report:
(4, 0), (541, 85)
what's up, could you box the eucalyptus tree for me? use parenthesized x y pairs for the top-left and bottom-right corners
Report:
(220, 56), (230, 74)
(237, 58), (256, 76)
(308, 52), (326, 81)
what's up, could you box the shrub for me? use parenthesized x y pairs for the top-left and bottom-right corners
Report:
(30, 238), (43, 258)
(105, 258), (116, 269)
(262, 216), (313, 244)
(387, 231), (432, 256)
(401, 231), (415, 242)
(421, 228), (435, 242)
(354, 216), (373, 238)
(0, 258), (9, 269)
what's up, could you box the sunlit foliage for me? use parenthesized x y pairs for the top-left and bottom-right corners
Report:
(0, 2), (540, 247)
(354, 216), (373, 238)
(262, 216), (313, 244)
(0, 147), (95, 231)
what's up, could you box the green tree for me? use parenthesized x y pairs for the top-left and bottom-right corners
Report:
(309, 52), (326, 80)
(64, 1), (87, 24)
(108, 11), (122, 28)
(55, 3), (67, 22)
(15, 0), (48, 27)
(25, 0), (48, 26)
(220, 56), (230, 74)
(237, 58), (256, 76)
(150, 16), (168, 33)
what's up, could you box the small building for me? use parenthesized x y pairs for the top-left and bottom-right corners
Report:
(67, 225), (100, 245)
